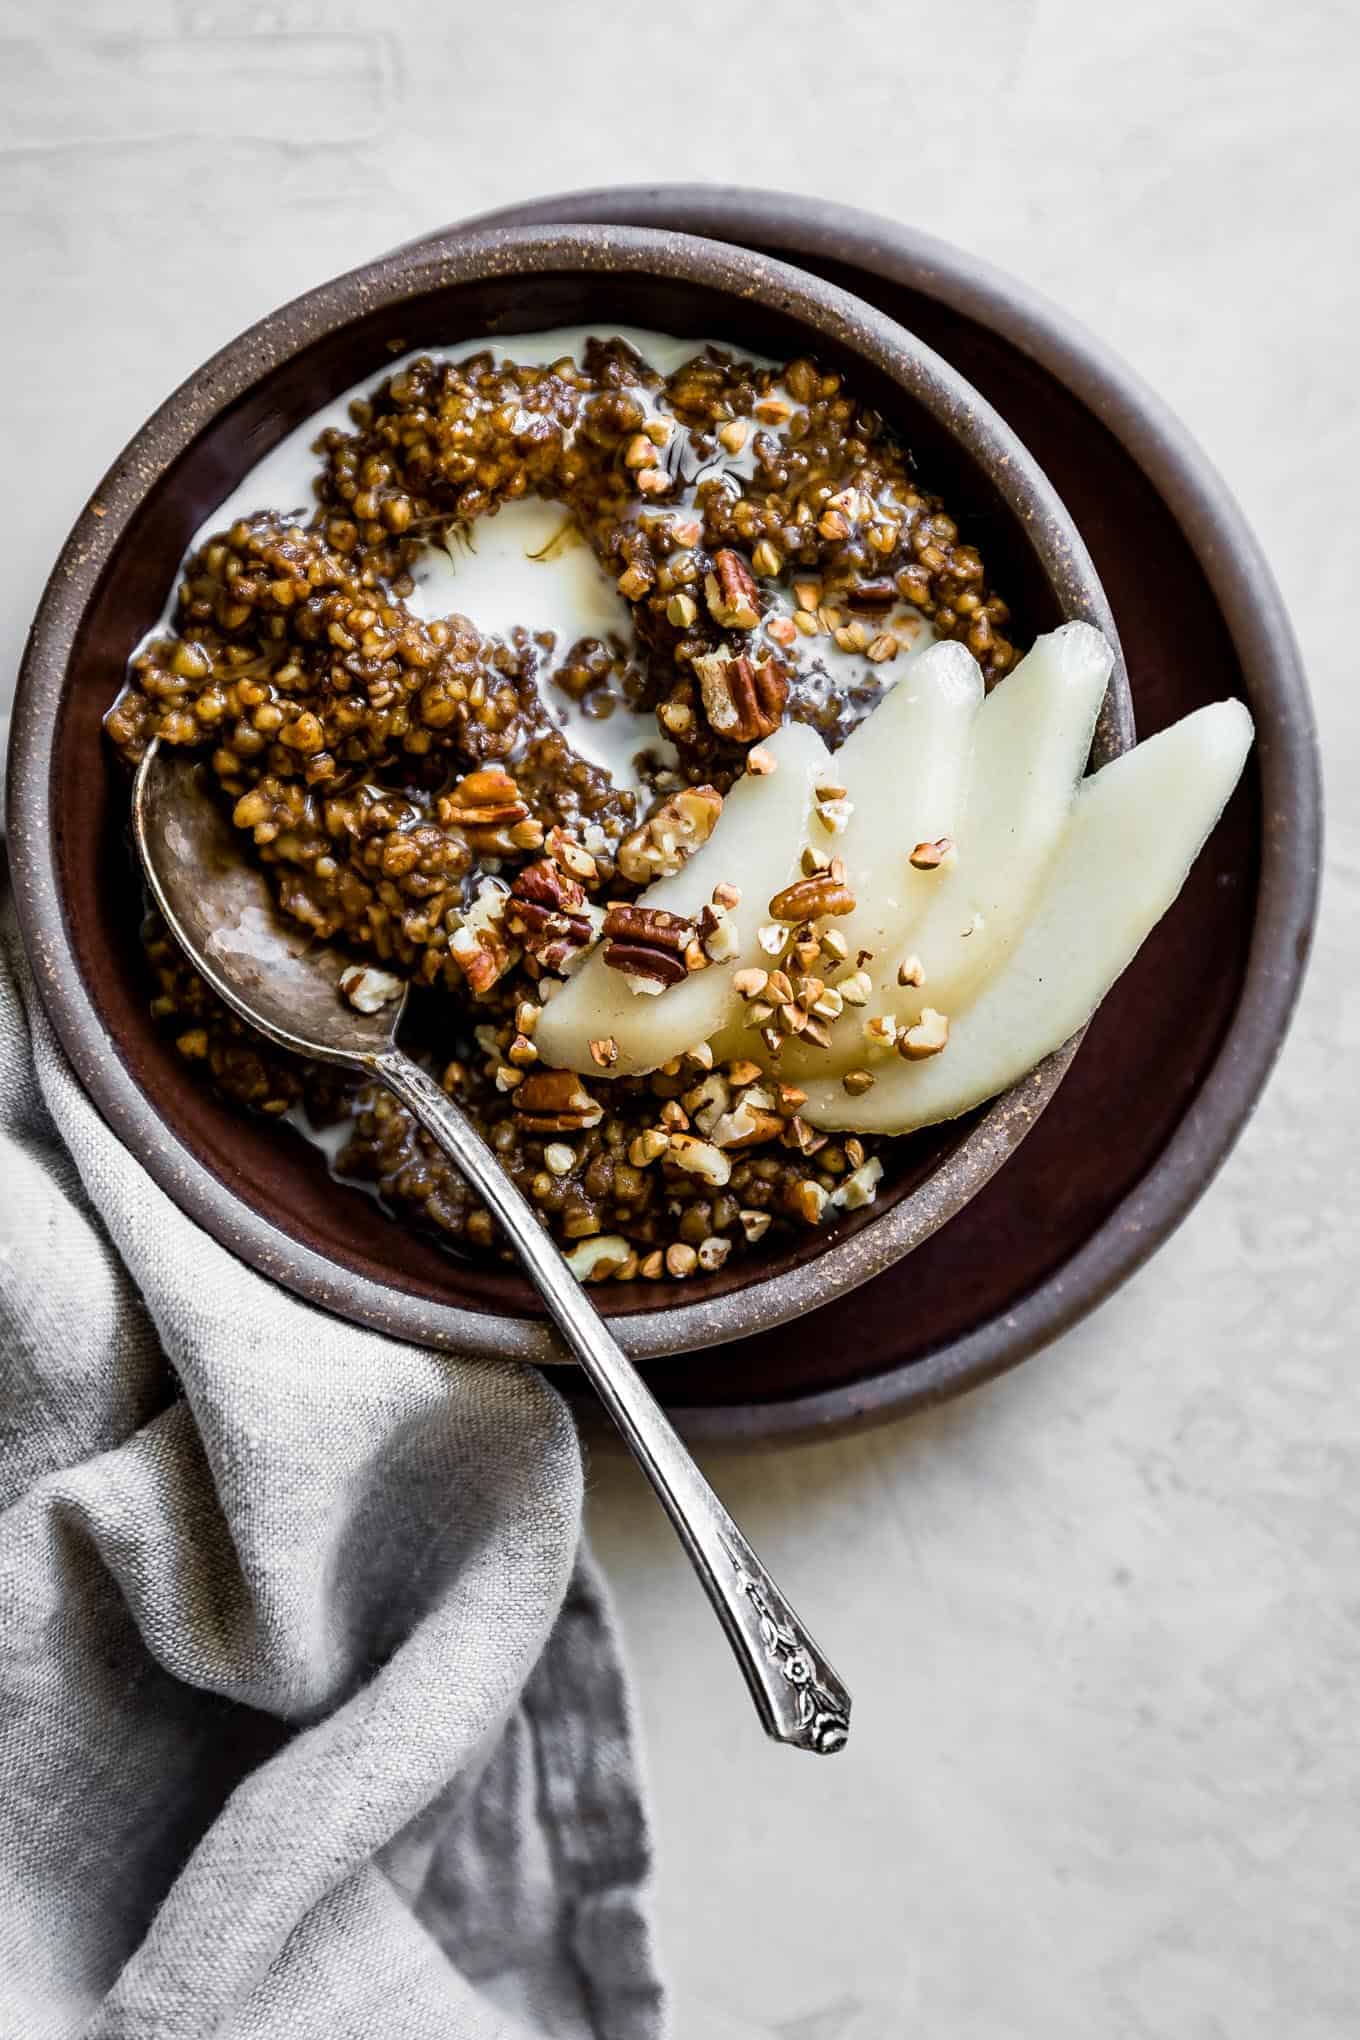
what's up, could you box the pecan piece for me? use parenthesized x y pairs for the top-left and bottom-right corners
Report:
(704, 549), (761, 630)
(693, 652), (788, 743)
(602, 904), (695, 991)
(511, 858), (586, 915)
(513, 1069), (605, 1133)
(767, 874), (857, 923)
(617, 784), (723, 884)
(439, 767), (529, 828)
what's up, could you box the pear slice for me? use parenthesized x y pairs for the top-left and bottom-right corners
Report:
(535, 718), (830, 1078)
(798, 621), (1114, 1077)
(799, 698), (1254, 1133)
(812, 636), (984, 968)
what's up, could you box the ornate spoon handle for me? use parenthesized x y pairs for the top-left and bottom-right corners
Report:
(375, 1049), (851, 1754)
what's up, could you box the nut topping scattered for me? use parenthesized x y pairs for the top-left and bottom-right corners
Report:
(513, 1069), (604, 1133)
(617, 784), (723, 884)
(909, 837), (955, 871)
(694, 652), (789, 743)
(898, 1007), (950, 1059)
(602, 904), (696, 991)
(704, 548), (761, 630)
(767, 874), (857, 923)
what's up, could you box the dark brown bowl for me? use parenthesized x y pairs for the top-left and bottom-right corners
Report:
(7, 221), (1130, 1364)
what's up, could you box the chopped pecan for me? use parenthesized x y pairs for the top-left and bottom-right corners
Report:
(504, 859), (594, 972)
(447, 877), (515, 997)
(602, 904), (695, 990)
(617, 785), (723, 884)
(768, 874), (857, 922)
(693, 652), (788, 743)
(511, 858), (586, 915)
(513, 1069), (605, 1132)
(438, 767), (529, 828)
(704, 549), (761, 630)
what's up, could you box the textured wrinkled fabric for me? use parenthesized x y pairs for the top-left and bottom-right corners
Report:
(0, 856), (666, 2040)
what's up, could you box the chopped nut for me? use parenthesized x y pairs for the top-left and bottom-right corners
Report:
(667, 590), (698, 628)
(752, 538), (783, 577)
(831, 1157), (885, 1210)
(684, 1041), (716, 1071)
(792, 608), (820, 636)
(704, 548), (761, 630)
(628, 1128), (670, 1168)
(686, 1073), (730, 1135)
(442, 765), (529, 829)
(698, 901), (740, 963)
(897, 955), (925, 987)
(338, 964), (404, 1016)
(514, 1069), (604, 1133)
(506, 1032), (539, 1067)
(659, 701), (694, 736)
(640, 1250), (665, 1280)
(717, 419), (748, 454)
(815, 797), (853, 834)
(602, 904), (695, 990)
(544, 1142), (575, 1176)
(733, 968), (769, 1001)
(768, 874), (856, 923)
(660, 1099), (690, 1131)
(666, 1242), (699, 1279)
(842, 1069), (875, 1096)
(713, 881), (742, 910)
(694, 651), (787, 742)
(746, 745), (777, 776)
(565, 1235), (633, 1283)
(698, 1236), (732, 1273)
(766, 615), (797, 648)
(811, 984), (844, 1021)
(636, 468), (671, 497)
(820, 928), (849, 964)
(668, 1134), (734, 1191)
(789, 1180), (829, 1224)
(617, 563), (652, 600)
(899, 1007), (950, 1059)
(867, 633), (899, 664)
(710, 1103), (785, 1149)
(726, 1058), (763, 1085)
(588, 1036), (619, 1069)
(833, 621), (869, 654)
(617, 783), (723, 885)
(864, 1014), (899, 1055)
(755, 396), (791, 425)
(739, 1209), (772, 1245)
(793, 578), (822, 611)
(546, 826), (597, 882)
(846, 1137), (865, 1168)
(909, 837), (955, 871)
(624, 433), (657, 469)
(757, 922), (789, 957)
(818, 509), (850, 542)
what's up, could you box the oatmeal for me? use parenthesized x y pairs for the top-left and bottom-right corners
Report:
(109, 326), (1018, 1280)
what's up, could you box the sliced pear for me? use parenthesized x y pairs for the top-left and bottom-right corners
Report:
(799, 698), (1254, 1133)
(535, 718), (830, 1077)
(813, 636), (984, 968)
(799, 621), (1113, 1077)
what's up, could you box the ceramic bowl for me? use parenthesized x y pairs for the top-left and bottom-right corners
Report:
(7, 221), (1129, 1362)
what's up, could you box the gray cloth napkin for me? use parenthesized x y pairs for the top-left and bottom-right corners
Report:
(0, 858), (666, 2040)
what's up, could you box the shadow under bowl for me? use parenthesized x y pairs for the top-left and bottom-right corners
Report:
(7, 221), (1129, 1363)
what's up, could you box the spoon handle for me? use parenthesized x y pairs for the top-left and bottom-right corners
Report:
(373, 1048), (850, 1755)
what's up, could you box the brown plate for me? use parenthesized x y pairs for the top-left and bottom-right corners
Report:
(455, 187), (1321, 1441)
(5, 221), (1130, 1372)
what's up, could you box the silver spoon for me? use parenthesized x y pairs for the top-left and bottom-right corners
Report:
(133, 743), (850, 1754)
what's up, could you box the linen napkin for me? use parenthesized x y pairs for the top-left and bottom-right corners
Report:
(0, 839), (666, 2040)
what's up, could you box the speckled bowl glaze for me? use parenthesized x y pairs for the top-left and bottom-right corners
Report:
(8, 222), (1130, 1364)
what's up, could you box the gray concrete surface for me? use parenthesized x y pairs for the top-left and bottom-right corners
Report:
(3, 3), (1356, 2033)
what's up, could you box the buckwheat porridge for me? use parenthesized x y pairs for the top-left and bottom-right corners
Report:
(108, 325), (1250, 1287)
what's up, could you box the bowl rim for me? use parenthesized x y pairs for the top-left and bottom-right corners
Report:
(6, 218), (1130, 1364)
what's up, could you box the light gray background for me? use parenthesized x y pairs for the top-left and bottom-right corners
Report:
(3, 3), (1356, 2035)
